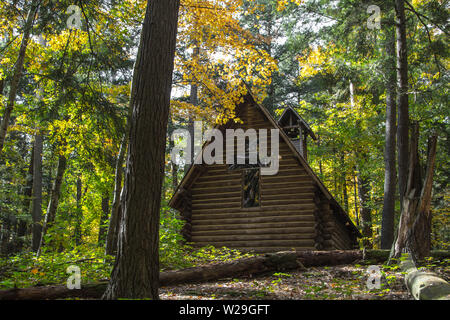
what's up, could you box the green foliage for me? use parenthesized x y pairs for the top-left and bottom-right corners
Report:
(0, 245), (113, 289)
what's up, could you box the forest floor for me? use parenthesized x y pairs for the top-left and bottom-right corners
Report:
(160, 263), (449, 300)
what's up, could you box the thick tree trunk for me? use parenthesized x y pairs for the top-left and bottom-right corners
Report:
(0, 0), (40, 154)
(31, 134), (43, 252)
(392, 124), (437, 261)
(395, 0), (410, 210)
(37, 155), (66, 255)
(102, 0), (180, 300)
(98, 196), (109, 245)
(381, 27), (397, 249)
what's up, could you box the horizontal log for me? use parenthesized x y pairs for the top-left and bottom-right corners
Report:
(196, 173), (241, 181)
(192, 203), (315, 215)
(261, 174), (310, 182)
(191, 233), (316, 242)
(261, 186), (316, 196)
(192, 194), (241, 203)
(192, 210), (315, 221)
(234, 247), (317, 253)
(192, 221), (315, 232)
(191, 186), (241, 193)
(194, 239), (316, 248)
(401, 254), (450, 300)
(262, 198), (315, 207)
(191, 226), (316, 237)
(192, 202), (241, 210)
(192, 213), (316, 226)
(193, 179), (241, 188)
(260, 181), (314, 189)
(262, 193), (314, 201)
(0, 250), (413, 300)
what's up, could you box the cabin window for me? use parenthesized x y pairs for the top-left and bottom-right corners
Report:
(227, 138), (261, 208)
(242, 168), (260, 208)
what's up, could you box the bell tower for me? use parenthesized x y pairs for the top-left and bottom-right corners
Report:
(277, 106), (317, 161)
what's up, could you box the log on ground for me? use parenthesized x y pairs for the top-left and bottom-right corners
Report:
(400, 253), (450, 300)
(0, 249), (447, 300)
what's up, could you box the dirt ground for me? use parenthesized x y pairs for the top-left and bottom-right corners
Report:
(160, 264), (415, 300)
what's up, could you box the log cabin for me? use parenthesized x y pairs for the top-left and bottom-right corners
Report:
(169, 93), (360, 253)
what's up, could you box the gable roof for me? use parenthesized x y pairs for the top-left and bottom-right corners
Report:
(278, 106), (317, 141)
(169, 93), (361, 238)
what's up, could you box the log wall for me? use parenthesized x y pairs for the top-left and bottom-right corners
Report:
(184, 102), (356, 252)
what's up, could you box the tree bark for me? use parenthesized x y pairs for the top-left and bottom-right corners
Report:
(105, 136), (127, 255)
(352, 174), (360, 227)
(392, 124), (438, 261)
(340, 154), (349, 213)
(31, 134), (43, 252)
(381, 27), (397, 249)
(0, 0), (41, 154)
(37, 155), (66, 255)
(98, 196), (109, 246)
(184, 45), (199, 173)
(357, 169), (373, 249)
(395, 0), (410, 210)
(18, 146), (35, 242)
(102, 0), (180, 300)
(400, 253), (450, 300)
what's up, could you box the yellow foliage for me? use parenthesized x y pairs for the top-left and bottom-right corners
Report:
(176, 0), (278, 124)
(297, 45), (337, 80)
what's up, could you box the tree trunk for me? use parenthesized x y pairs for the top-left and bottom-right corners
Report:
(18, 146), (35, 242)
(392, 124), (437, 261)
(98, 196), (109, 246)
(0, 215), (11, 255)
(37, 155), (66, 255)
(395, 0), (410, 210)
(0, 0), (41, 154)
(102, 0), (180, 300)
(31, 134), (43, 252)
(400, 253), (450, 300)
(381, 27), (397, 249)
(105, 136), (127, 255)
(74, 177), (82, 246)
(168, 115), (179, 193)
(352, 174), (360, 227)
(340, 154), (349, 213)
(357, 169), (373, 249)
(184, 45), (199, 173)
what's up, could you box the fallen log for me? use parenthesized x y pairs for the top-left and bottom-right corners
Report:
(0, 249), (447, 300)
(400, 253), (450, 300)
